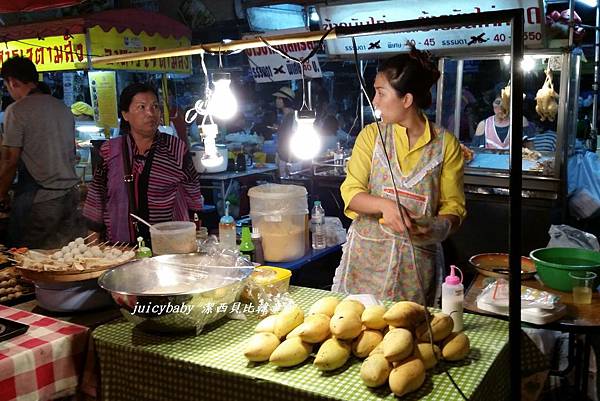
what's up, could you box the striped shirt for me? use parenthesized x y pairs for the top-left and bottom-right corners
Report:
(533, 130), (557, 152)
(83, 132), (202, 241)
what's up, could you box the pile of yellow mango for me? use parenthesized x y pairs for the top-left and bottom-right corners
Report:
(243, 297), (470, 397)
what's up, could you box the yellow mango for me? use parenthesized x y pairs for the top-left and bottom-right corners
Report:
(389, 357), (426, 397)
(330, 312), (362, 340)
(244, 332), (280, 362)
(254, 315), (278, 333)
(269, 337), (312, 367)
(382, 328), (414, 362)
(360, 353), (392, 387)
(414, 342), (441, 370)
(313, 337), (351, 371)
(441, 332), (470, 361)
(383, 301), (426, 329)
(361, 305), (387, 330)
(352, 330), (384, 359)
(273, 305), (304, 339)
(334, 299), (365, 316)
(308, 296), (340, 317)
(415, 313), (454, 342)
(298, 313), (331, 343)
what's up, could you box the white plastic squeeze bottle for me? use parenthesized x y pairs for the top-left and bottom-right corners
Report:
(441, 265), (464, 332)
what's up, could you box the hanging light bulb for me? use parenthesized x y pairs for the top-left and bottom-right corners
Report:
(200, 123), (224, 168)
(309, 7), (320, 22)
(521, 56), (535, 72)
(290, 110), (321, 160)
(208, 72), (238, 120)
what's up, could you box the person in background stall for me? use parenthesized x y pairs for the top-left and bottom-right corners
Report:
(167, 89), (188, 144)
(273, 86), (297, 162)
(471, 93), (534, 149)
(71, 101), (95, 122)
(319, 115), (342, 153)
(83, 83), (203, 244)
(533, 119), (557, 152)
(0, 56), (84, 248)
(332, 47), (466, 303)
(0, 95), (13, 137)
(252, 109), (277, 141)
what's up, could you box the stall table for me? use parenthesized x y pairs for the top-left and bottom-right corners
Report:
(199, 163), (278, 214)
(464, 274), (600, 396)
(267, 245), (343, 290)
(93, 286), (523, 401)
(0, 305), (89, 401)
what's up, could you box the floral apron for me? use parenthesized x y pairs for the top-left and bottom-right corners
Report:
(332, 122), (445, 302)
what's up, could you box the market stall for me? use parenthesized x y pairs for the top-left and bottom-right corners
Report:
(4, 4), (591, 400)
(0, 8), (192, 179)
(91, 286), (545, 401)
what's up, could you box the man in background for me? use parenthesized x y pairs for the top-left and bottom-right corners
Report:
(0, 56), (83, 248)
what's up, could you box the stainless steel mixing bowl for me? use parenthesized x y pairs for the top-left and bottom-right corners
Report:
(98, 254), (253, 334)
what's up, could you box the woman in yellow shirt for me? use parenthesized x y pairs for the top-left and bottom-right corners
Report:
(332, 48), (466, 303)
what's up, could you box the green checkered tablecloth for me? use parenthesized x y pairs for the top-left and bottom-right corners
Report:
(93, 286), (521, 401)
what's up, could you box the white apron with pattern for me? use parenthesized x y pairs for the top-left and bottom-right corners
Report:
(332, 122), (445, 302)
(484, 116), (510, 149)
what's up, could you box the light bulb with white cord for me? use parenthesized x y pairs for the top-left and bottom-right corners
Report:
(200, 123), (224, 168)
(290, 110), (321, 160)
(207, 72), (237, 120)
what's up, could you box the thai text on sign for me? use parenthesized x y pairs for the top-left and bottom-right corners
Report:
(89, 26), (192, 74)
(0, 34), (87, 72)
(318, 0), (543, 55)
(245, 38), (322, 83)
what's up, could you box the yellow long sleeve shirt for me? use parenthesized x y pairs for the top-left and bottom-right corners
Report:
(340, 121), (466, 221)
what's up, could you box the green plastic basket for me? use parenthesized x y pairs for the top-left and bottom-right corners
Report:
(529, 247), (600, 292)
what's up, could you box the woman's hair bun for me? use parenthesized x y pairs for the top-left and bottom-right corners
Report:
(377, 44), (441, 109)
(407, 43), (440, 86)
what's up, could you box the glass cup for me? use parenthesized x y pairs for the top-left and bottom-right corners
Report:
(569, 271), (597, 304)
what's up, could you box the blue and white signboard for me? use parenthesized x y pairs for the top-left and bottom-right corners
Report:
(318, 0), (543, 55)
(245, 29), (323, 83)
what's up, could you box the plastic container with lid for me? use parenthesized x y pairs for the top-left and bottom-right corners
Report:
(150, 221), (196, 256)
(248, 184), (308, 262)
(240, 265), (292, 305)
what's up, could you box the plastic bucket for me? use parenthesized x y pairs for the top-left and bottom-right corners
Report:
(150, 221), (197, 255)
(530, 247), (600, 292)
(249, 184), (308, 262)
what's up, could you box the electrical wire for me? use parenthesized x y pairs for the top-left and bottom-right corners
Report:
(184, 50), (213, 126)
(257, 29), (333, 112)
(350, 37), (467, 401)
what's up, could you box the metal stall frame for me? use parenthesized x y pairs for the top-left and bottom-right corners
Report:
(435, 49), (574, 200)
(92, 10), (526, 399)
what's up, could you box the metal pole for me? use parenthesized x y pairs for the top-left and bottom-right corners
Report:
(593, 4), (599, 153)
(307, 79), (313, 110)
(435, 58), (445, 128)
(453, 60), (464, 140)
(509, 9), (524, 401)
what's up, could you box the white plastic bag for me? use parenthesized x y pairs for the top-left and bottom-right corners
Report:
(547, 224), (599, 251)
(477, 278), (560, 309)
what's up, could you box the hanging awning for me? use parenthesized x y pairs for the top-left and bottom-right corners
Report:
(0, 8), (192, 73)
(0, 0), (82, 13)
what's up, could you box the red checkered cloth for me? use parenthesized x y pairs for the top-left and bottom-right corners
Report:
(0, 305), (89, 401)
